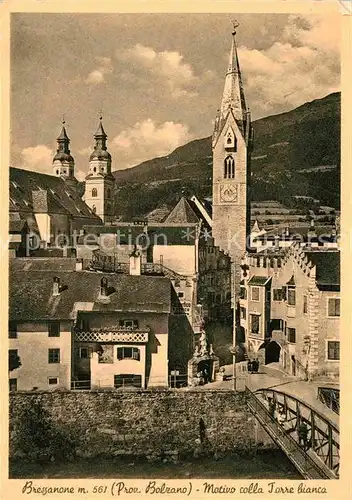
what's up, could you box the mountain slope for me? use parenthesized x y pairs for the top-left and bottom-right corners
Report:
(113, 92), (340, 220)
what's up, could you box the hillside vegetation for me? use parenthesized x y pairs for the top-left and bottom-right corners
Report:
(111, 92), (340, 220)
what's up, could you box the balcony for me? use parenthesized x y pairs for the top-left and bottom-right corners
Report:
(75, 326), (149, 343)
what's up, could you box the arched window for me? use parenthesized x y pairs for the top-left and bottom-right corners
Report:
(92, 204), (96, 214)
(56, 169), (59, 175)
(93, 167), (97, 173)
(92, 188), (97, 198)
(224, 155), (235, 179)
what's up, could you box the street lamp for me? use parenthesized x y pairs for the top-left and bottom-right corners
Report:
(230, 345), (242, 391)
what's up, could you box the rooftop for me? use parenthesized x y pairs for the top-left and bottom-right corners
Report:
(305, 251), (340, 290)
(9, 269), (172, 321)
(9, 167), (102, 222)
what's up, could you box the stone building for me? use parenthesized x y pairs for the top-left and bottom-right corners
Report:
(83, 117), (115, 223)
(212, 24), (253, 304)
(239, 243), (340, 380)
(9, 258), (192, 391)
(9, 122), (102, 255)
(75, 196), (232, 337)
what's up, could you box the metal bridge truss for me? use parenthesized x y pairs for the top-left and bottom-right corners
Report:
(246, 387), (339, 479)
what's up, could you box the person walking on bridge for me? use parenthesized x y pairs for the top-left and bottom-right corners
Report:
(298, 422), (309, 452)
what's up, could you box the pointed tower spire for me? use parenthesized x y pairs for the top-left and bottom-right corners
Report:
(53, 118), (76, 182)
(219, 21), (247, 128)
(93, 114), (108, 151)
(85, 114), (115, 223)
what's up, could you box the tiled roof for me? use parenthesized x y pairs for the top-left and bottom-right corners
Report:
(9, 167), (102, 222)
(164, 197), (200, 224)
(9, 220), (27, 233)
(9, 269), (171, 320)
(305, 251), (340, 290)
(82, 223), (198, 246)
(10, 258), (77, 273)
(247, 276), (272, 286)
(255, 225), (336, 242)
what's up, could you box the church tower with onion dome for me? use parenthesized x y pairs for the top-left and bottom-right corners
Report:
(212, 22), (253, 304)
(53, 120), (78, 189)
(84, 116), (115, 223)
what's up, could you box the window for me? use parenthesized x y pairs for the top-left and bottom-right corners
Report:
(114, 374), (142, 388)
(9, 379), (17, 392)
(327, 341), (340, 360)
(287, 328), (296, 343)
(250, 314), (260, 334)
(328, 298), (340, 317)
(117, 347), (140, 361)
(119, 319), (139, 329)
(303, 295), (308, 314)
(224, 155), (235, 179)
(9, 321), (17, 339)
(273, 288), (283, 301)
(48, 321), (60, 337)
(251, 286), (260, 302)
(48, 377), (58, 386)
(240, 307), (246, 320)
(79, 347), (90, 359)
(56, 169), (59, 175)
(92, 188), (97, 197)
(48, 348), (60, 364)
(177, 292), (184, 298)
(287, 288), (296, 306)
(9, 349), (20, 371)
(240, 287), (247, 300)
(92, 204), (96, 214)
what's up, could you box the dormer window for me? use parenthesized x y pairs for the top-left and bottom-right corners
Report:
(224, 155), (235, 179)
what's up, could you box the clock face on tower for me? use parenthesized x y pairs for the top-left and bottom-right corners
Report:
(219, 184), (238, 203)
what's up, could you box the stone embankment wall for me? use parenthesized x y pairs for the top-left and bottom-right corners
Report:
(9, 390), (273, 461)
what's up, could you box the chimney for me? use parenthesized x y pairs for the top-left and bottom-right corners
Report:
(274, 231), (280, 251)
(129, 246), (141, 276)
(53, 276), (60, 296)
(76, 258), (83, 271)
(100, 277), (108, 297)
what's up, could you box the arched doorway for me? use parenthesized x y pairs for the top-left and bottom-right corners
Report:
(259, 340), (281, 364)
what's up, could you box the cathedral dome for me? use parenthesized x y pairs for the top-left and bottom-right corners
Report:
(53, 151), (75, 163)
(89, 149), (111, 161)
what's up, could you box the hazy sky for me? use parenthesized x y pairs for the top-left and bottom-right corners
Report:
(11, 13), (340, 179)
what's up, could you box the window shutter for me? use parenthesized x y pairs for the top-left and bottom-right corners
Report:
(119, 320), (124, 327)
(133, 320), (139, 329)
(328, 299), (334, 316)
(117, 348), (123, 360)
(282, 286), (287, 301)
